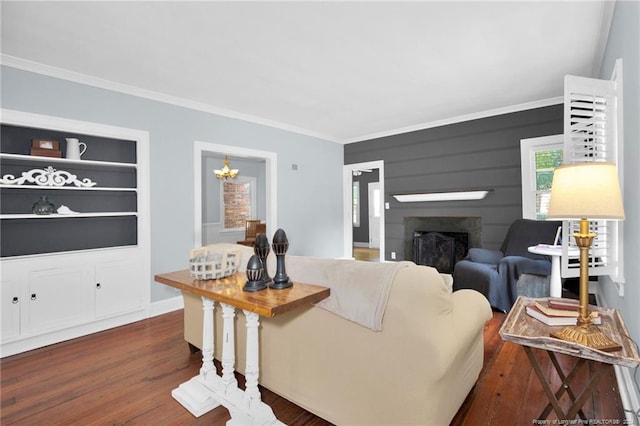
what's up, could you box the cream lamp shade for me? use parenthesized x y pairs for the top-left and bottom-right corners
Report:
(547, 162), (625, 220)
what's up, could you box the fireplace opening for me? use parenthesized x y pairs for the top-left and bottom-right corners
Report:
(412, 231), (469, 274)
(404, 216), (481, 274)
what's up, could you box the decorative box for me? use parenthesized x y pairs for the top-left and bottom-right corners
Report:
(30, 148), (62, 158)
(31, 138), (62, 157)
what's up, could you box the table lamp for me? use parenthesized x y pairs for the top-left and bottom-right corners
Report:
(546, 162), (625, 352)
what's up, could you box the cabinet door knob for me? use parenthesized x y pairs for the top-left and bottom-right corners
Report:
(31, 293), (37, 300)
(12, 296), (19, 304)
(96, 283), (102, 289)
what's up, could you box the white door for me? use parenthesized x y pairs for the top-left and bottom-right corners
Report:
(368, 182), (381, 249)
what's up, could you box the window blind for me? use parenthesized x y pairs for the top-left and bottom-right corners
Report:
(561, 74), (622, 280)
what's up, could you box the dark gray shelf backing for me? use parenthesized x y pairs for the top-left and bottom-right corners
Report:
(1, 216), (138, 257)
(1, 124), (137, 164)
(1, 189), (137, 215)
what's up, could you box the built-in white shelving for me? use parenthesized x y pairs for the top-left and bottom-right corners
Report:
(1, 108), (150, 358)
(0, 153), (137, 168)
(0, 212), (138, 219)
(0, 184), (136, 191)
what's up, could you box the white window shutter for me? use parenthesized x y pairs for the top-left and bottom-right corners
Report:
(561, 74), (622, 280)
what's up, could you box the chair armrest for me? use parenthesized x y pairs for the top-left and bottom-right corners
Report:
(467, 248), (504, 264)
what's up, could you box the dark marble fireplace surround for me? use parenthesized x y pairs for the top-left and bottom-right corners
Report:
(404, 216), (482, 273)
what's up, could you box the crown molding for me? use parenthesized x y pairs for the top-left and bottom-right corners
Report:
(2, 54), (563, 146)
(590, 0), (615, 78)
(343, 96), (564, 144)
(0, 54), (344, 144)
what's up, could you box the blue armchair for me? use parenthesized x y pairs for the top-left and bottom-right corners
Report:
(453, 219), (561, 312)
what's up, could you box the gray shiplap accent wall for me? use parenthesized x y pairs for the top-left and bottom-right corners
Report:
(344, 104), (563, 261)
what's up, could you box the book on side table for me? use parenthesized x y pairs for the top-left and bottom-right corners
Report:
(526, 297), (602, 326)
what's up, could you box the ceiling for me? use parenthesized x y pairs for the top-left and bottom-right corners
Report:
(1, 1), (613, 144)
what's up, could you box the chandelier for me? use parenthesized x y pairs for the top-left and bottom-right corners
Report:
(214, 156), (239, 180)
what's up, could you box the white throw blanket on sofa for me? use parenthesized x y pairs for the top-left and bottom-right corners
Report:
(285, 256), (412, 331)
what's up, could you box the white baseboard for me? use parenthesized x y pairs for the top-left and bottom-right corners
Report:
(150, 295), (184, 317)
(615, 365), (640, 424)
(594, 285), (640, 423)
(2, 296), (184, 358)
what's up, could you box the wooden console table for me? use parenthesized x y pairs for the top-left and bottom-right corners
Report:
(500, 296), (640, 421)
(155, 269), (330, 425)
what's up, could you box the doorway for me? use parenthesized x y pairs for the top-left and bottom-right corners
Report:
(342, 160), (385, 261)
(194, 141), (277, 248)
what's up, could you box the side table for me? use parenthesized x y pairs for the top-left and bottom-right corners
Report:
(155, 269), (330, 425)
(500, 296), (640, 421)
(528, 245), (578, 298)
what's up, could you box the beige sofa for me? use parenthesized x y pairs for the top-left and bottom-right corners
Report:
(182, 244), (492, 425)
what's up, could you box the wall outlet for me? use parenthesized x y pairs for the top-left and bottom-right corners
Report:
(391, 251), (396, 260)
(385, 202), (390, 209)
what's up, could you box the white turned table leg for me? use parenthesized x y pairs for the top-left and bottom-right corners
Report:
(173, 299), (283, 424)
(226, 311), (282, 426)
(221, 303), (238, 390)
(243, 310), (262, 408)
(170, 296), (221, 417)
(200, 297), (216, 380)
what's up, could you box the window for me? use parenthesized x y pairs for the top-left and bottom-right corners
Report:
(533, 148), (563, 220)
(520, 135), (563, 220)
(221, 177), (256, 230)
(352, 181), (360, 227)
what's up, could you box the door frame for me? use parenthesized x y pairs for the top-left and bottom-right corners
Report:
(343, 160), (385, 261)
(194, 141), (277, 247)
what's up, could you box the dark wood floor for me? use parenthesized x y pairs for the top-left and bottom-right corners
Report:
(1, 310), (624, 425)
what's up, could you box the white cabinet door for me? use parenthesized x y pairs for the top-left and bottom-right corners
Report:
(95, 260), (143, 319)
(1, 276), (22, 342)
(27, 267), (92, 335)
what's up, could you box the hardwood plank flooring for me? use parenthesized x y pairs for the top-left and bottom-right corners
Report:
(1, 310), (624, 425)
(450, 312), (625, 425)
(353, 247), (380, 262)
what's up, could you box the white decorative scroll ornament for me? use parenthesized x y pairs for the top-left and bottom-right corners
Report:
(0, 166), (97, 187)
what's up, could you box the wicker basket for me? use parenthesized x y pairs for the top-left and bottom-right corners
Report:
(189, 246), (240, 280)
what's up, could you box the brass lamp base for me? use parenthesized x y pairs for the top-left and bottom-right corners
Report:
(549, 218), (622, 353)
(551, 324), (622, 352)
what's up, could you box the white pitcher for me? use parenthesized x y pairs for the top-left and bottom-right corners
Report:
(65, 138), (87, 160)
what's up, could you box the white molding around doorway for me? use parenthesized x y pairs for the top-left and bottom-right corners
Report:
(194, 141), (277, 248)
(343, 160), (385, 261)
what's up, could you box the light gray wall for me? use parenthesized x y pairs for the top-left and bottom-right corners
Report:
(598, 0), (640, 348)
(1, 66), (344, 303)
(345, 105), (563, 261)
